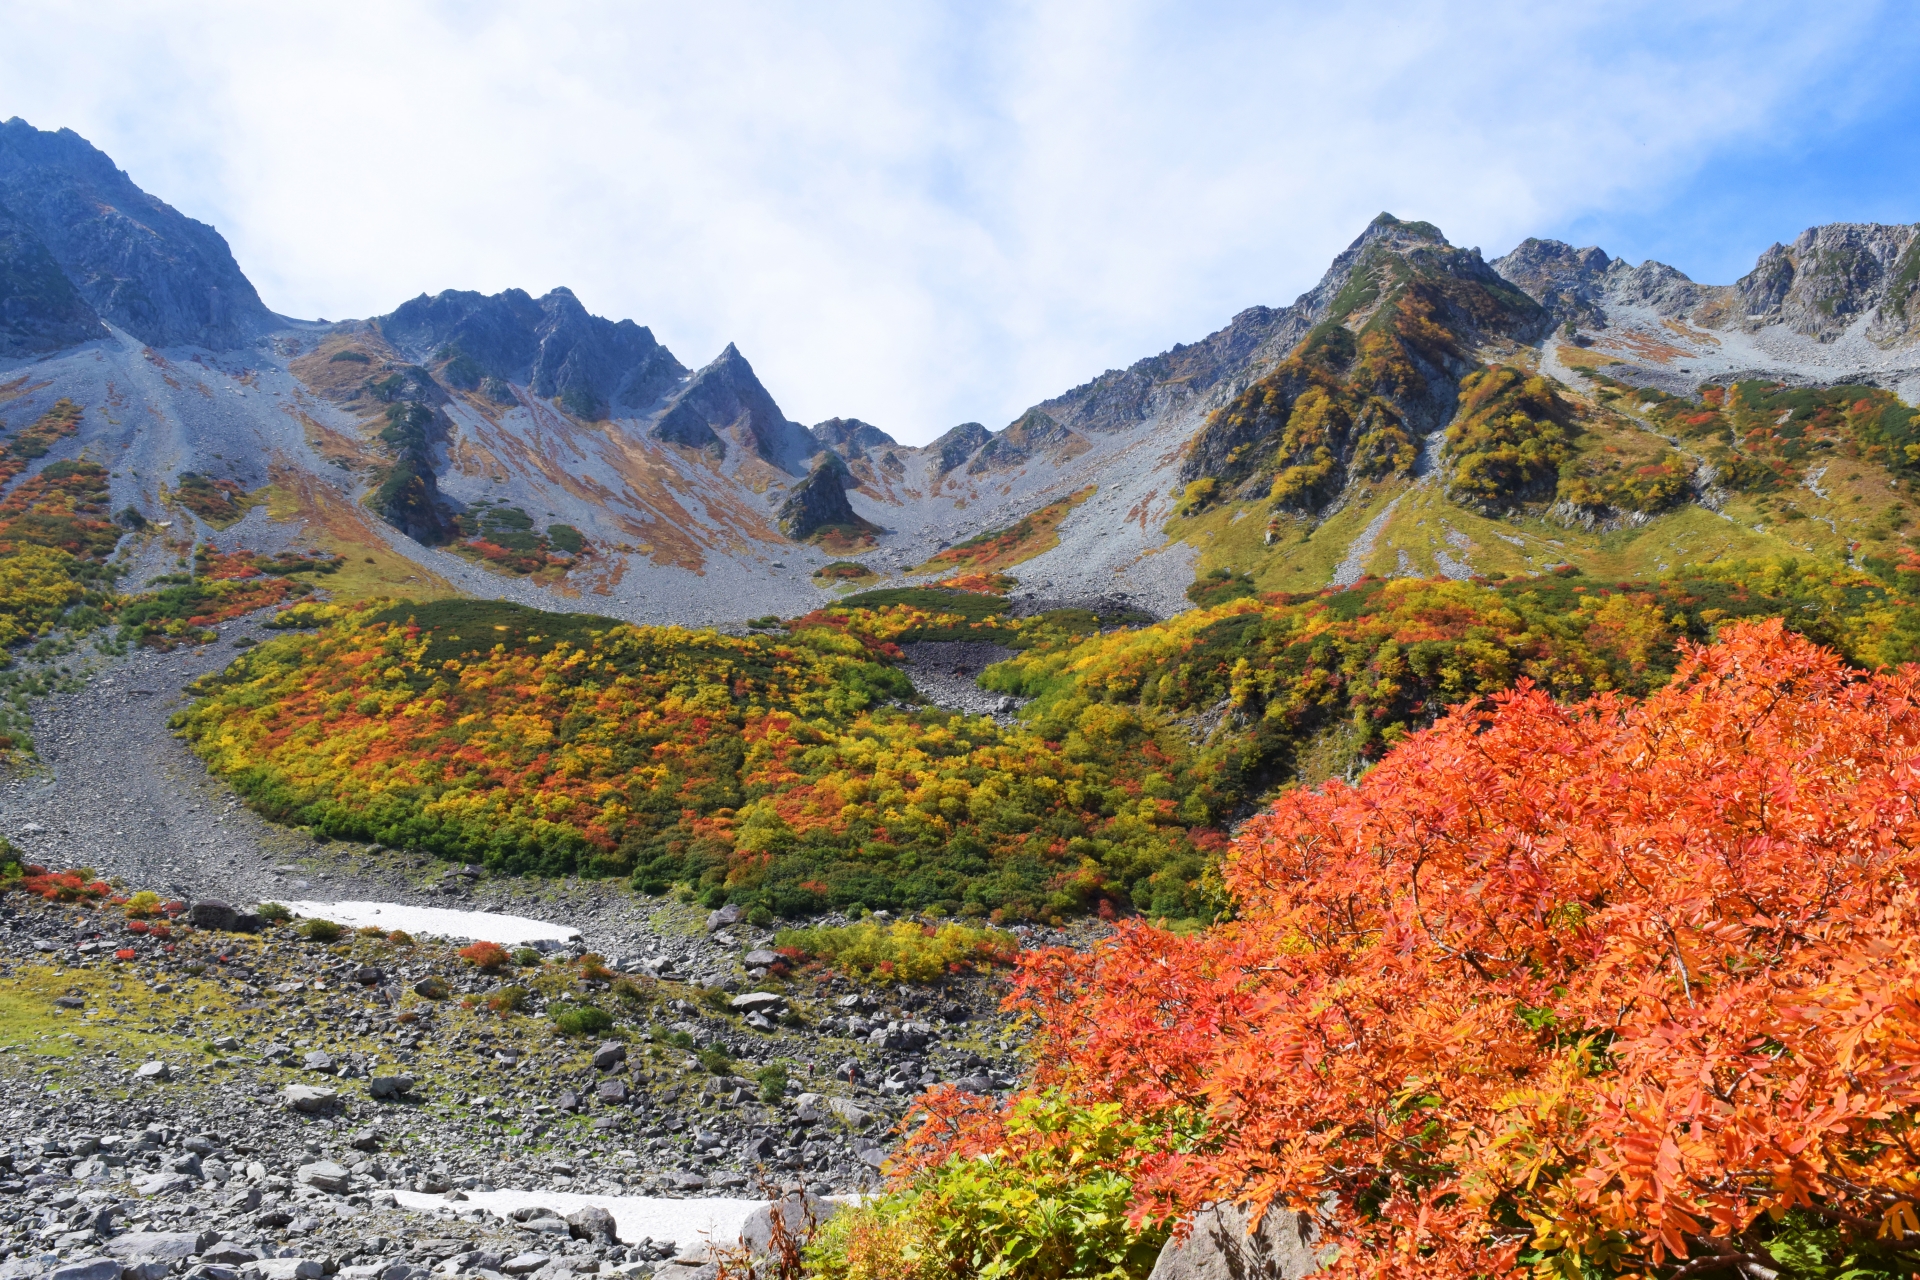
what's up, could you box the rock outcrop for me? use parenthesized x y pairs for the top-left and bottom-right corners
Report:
(0, 117), (276, 349)
(0, 201), (104, 356)
(776, 455), (881, 540)
(379, 286), (687, 418)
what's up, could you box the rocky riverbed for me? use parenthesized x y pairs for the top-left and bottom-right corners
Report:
(0, 614), (1109, 1279)
(0, 886), (1048, 1280)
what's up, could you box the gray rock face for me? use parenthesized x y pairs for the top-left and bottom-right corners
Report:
(49, 1259), (121, 1280)
(776, 460), (880, 540)
(809, 417), (897, 457)
(1490, 238), (1614, 329)
(651, 343), (816, 471)
(0, 201), (104, 356)
(0, 117), (275, 349)
(738, 1193), (838, 1257)
(705, 904), (745, 932)
(967, 406), (1082, 474)
(1147, 1202), (1321, 1280)
(1735, 222), (1920, 344)
(591, 1040), (627, 1070)
(378, 286), (687, 418)
(926, 420), (992, 474)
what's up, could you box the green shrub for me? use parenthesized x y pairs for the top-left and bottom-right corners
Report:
(656, 1026), (695, 1050)
(755, 1063), (788, 1103)
(698, 1046), (734, 1076)
(552, 1003), (613, 1036)
(329, 350), (372, 364)
(775, 919), (1021, 984)
(805, 1093), (1172, 1280)
(297, 918), (344, 942)
(485, 985), (528, 1014)
(746, 904), (773, 927)
(513, 947), (543, 966)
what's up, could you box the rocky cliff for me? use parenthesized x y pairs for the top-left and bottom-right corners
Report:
(0, 118), (275, 349)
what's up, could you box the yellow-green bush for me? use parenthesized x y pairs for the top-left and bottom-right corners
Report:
(774, 919), (1022, 984)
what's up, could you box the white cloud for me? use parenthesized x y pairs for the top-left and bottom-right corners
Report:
(0, 0), (1904, 440)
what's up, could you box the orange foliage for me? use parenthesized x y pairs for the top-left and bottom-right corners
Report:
(458, 940), (511, 971)
(942, 621), (1920, 1279)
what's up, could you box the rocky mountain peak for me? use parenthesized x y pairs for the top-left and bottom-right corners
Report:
(649, 343), (815, 473)
(1734, 222), (1920, 344)
(0, 117), (275, 349)
(809, 417), (897, 457)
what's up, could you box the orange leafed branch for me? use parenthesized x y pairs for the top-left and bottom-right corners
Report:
(939, 620), (1920, 1279)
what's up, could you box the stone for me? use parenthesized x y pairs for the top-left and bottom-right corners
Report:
(1146, 1201), (1322, 1280)
(303, 1050), (336, 1072)
(351, 1127), (383, 1152)
(134, 1060), (171, 1082)
(739, 1194), (839, 1257)
(664, 1171), (707, 1190)
(282, 1083), (338, 1113)
(54, 995), (84, 1009)
(729, 991), (784, 1014)
(132, 1172), (195, 1196)
(211, 1035), (240, 1051)
(705, 904), (745, 932)
(566, 1205), (620, 1244)
(352, 966), (384, 985)
(591, 1040), (627, 1070)
(187, 900), (240, 931)
(413, 976), (450, 999)
(595, 1079), (628, 1105)
(368, 1075), (414, 1100)
(253, 1261), (326, 1280)
(297, 1160), (352, 1193)
(107, 1230), (212, 1261)
(500, 1254), (550, 1276)
(49, 1259), (122, 1280)
(742, 949), (780, 968)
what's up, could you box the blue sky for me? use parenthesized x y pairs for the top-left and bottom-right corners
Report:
(4, 1), (1917, 442)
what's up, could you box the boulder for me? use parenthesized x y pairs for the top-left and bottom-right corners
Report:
(566, 1205), (620, 1244)
(302, 1050), (335, 1072)
(49, 1259), (122, 1280)
(705, 903), (745, 932)
(595, 1079), (628, 1105)
(500, 1253), (550, 1276)
(413, 976), (450, 999)
(134, 1060), (171, 1082)
(368, 1076), (414, 1100)
(739, 1194), (839, 1257)
(132, 1172), (195, 1197)
(1147, 1202), (1321, 1280)
(253, 1261), (325, 1280)
(282, 1084), (338, 1113)
(729, 991), (784, 1014)
(297, 1161), (351, 1193)
(743, 949), (780, 968)
(591, 1040), (627, 1070)
(107, 1230), (212, 1261)
(796, 1093), (875, 1128)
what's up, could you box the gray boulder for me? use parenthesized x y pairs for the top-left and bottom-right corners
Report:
(368, 1075), (414, 1100)
(591, 1041), (627, 1070)
(566, 1205), (620, 1244)
(106, 1230), (212, 1261)
(187, 900), (240, 931)
(729, 991), (784, 1014)
(706, 903), (745, 932)
(1147, 1202), (1321, 1280)
(49, 1259), (121, 1280)
(297, 1161), (351, 1193)
(134, 1060), (170, 1082)
(281, 1084), (337, 1113)
(739, 1194), (838, 1256)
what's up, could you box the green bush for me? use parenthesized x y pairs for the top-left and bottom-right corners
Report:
(746, 904), (773, 927)
(513, 947), (543, 967)
(297, 918), (344, 942)
(755, 1063), (788, 1103)
(698, 1046), (734, 1076)
(552, 1003), (613, 1036)
(656, 1026), (695, 1050)
(806, 1094), (1172, 1280)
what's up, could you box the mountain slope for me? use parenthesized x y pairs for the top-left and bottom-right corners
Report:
(3, 117), (1920, 630)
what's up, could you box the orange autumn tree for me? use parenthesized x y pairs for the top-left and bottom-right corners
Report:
(913, 619), (1920, 1279)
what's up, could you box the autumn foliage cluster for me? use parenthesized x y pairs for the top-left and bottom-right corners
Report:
(904, 620), (1920, 1279)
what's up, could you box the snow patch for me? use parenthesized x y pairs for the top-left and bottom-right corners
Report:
(393, 1189), (764, 1254)
(279, 900), (581, 945)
